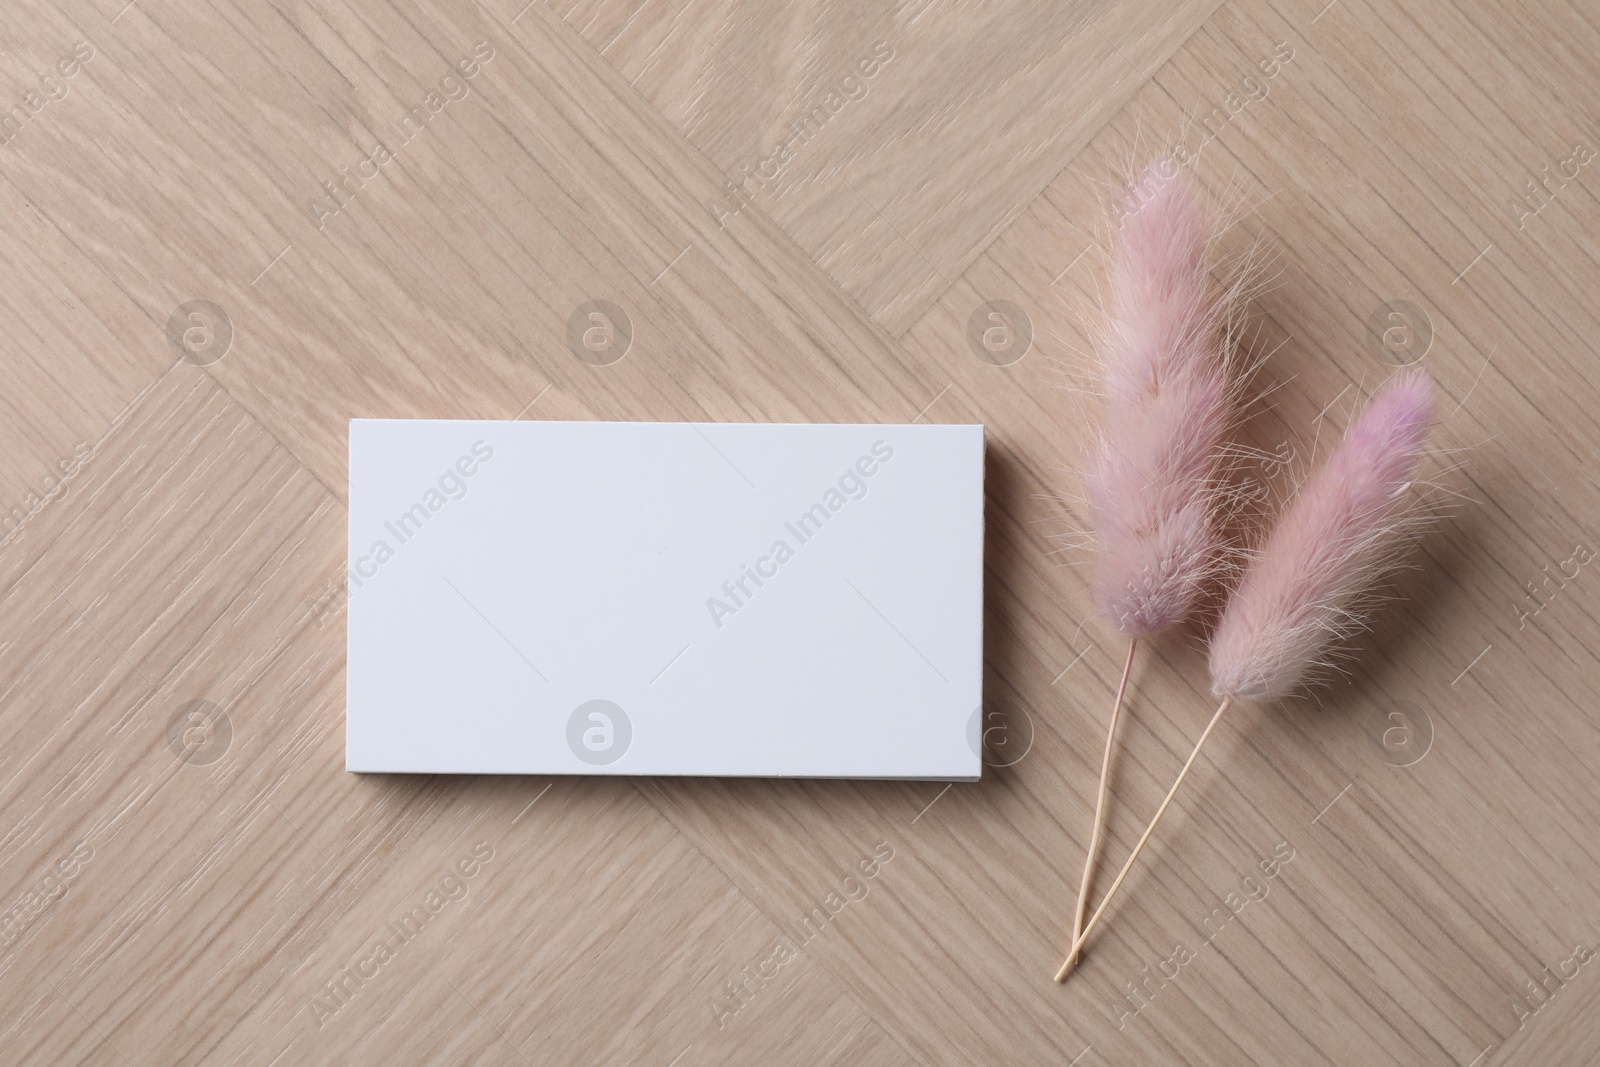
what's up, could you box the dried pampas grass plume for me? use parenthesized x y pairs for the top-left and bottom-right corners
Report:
(1057, 370), (1436, 982)
(1064, 159), (1249, 975)
(1208, 368), (1436, 699)
(1086, 159), (1233, 637)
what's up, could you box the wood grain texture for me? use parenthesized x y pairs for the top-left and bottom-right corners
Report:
(0, 0), (1596, 1063)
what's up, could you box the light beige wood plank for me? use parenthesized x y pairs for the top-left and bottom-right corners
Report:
(554, 0), (1225, 333)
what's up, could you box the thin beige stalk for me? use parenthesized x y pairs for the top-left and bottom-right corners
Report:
(1065, 639), (1137, 971)
(1055, 695), (1233, 982)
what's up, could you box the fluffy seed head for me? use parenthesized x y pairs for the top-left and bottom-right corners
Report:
(1208, 370), (1435, 701)
(1087, 161), (1232, 636)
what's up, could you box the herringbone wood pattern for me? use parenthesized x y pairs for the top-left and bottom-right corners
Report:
(0, 0), (1596, 1063)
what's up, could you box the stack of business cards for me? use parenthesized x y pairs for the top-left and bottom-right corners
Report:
(347, 420), (984, 779)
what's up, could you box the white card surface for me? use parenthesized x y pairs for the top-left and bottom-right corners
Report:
(346, 420), (984, 779)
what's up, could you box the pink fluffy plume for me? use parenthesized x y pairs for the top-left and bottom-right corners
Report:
(1208, 370), (1435, 701)
(1087, 161), (1233, 637)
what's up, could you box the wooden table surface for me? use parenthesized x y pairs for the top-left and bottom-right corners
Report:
(1, 0), (1597, 1063)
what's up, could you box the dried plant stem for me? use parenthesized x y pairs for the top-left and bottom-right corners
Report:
(1066, 639), (1138, 971)
(1055, 695), (1234, 982)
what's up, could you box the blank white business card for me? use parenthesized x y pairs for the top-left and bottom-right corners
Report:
(346, 420), (984, 779)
